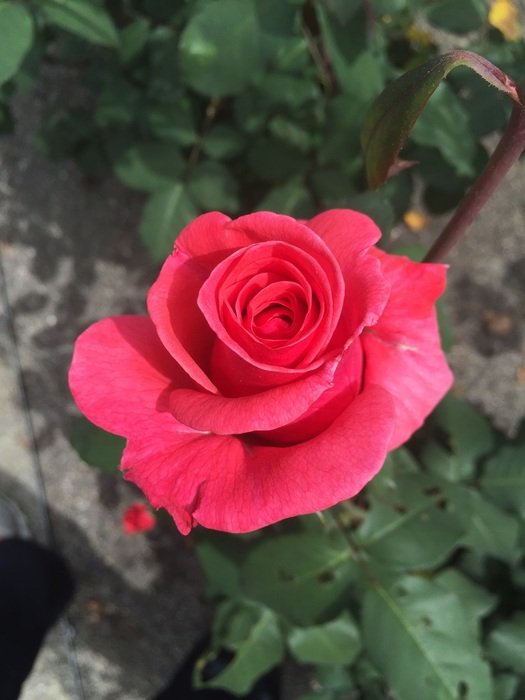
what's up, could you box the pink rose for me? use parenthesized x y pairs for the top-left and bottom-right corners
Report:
(69, 210), (452, 534)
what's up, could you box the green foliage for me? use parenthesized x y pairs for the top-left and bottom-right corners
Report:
(195, 601), (285, 695)
(0, 4), (34, 87)
(3, 0), (522, 258)
(190, 396), (525, 697)
(40, 0), (120, 48)
(70, 416), (125, 472)
(362, 576), (493, 700)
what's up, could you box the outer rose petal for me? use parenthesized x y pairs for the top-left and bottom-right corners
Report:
(68, 316), (190, 435)
(362, 251), (453, 449)
(122, 385), (396, 533)
(147, 254), (218, 393)
(307, 209), (382, 272)
(169, 355), (341, 434)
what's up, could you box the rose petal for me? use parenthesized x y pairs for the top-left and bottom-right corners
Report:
(169, 356), (340, 435)
(69, 316), (189, 435)
(147, 254), (218, 393)
(307, 209), (382, 267)
(362, 252), (453, 448)
(198, 241), (340, 370)
(122, 384), (396, 533)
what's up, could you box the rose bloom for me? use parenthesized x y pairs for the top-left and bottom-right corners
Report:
(69, 210), (452, 534)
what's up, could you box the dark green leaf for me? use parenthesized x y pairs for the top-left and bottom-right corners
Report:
(241, 532), (357, 625)
(288, 611), (361, 665)
(247, 136), (308, 181)
(114, 142), (185, 192)
(139, 184), (198, 261)
(411, 83), (477, 177)
(0, 4), (34, 87)
(95, 80), (141, 127)
(187, 161), (240, 213)
(363, 576), (493, 700)
(317, 6), (384, 101)
(362, 50), (521, 188)
(425, 0), (487, 34)
(425, 393), (495, 481)
(147, 99), (197, 147)
(119, 18), (150, 63)
(40, 0), (120, 48)
(195, 531), (248, 598)
(487, 613), (525, 675)
(446, 486), (520, 563)
(319, 0), (361, 24)
(179, 0), (264, 97)
(481, 441), (525, 518)
(356, 466), (464, 570)
(257, 179), (315, 218)
(70, 417), (124, 473)
(202, 124), (245, 160)
(434, 569), (497, 621)
(198, 601), (284, 696)
(493, 672), (520, 700)
(268, 116), (312, 151)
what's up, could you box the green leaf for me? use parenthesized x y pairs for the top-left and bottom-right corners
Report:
(446, 486), (520, 563)
(40, 0), (120, 48)
(0, 4), (34, 87)
(241, 532), (357, 625)
(425, 393), (495, 482)
(434, 569), (497, 621)
(70, 417), (124, 473)
(247, 136), (308, 181)
(317, 6), (385, 101)
(95, 80), (141, 127)
(257, 179), (315, 218)
(139, 184), (198, 261)
(481, 440), (525, 518)
(202, 124), (245, 160)
(179, 0), (264, 97)
(362, 50), (522, 188)
(493, 673), (520, 700)
(187, 161), (240, 213)
(288, 611), (361, 665)
(363, 576), (494, 700)
(198, 601), (284, 696)
(425, 0), (487, 34)
(487, 613), (525, 675)
(356, 469), (464, 570)
(147, 99), (197, 146)
(411, 83), (477, 177)
(119, 18), (150, 63)
(194, 531), (247, 599)
(113, 142), (185, 192)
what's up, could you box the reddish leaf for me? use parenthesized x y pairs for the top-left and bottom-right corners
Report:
(362, 50), (522, 189)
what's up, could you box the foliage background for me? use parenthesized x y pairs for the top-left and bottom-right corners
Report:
(2, 0), (525, 698)
(1, 0), (524, 261)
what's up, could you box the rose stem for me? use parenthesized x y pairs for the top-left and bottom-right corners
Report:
(424, 88), (525, 264)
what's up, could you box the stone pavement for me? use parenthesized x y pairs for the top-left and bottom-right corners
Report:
(1, 75), (524, 699)
(0, 80), (209, 700)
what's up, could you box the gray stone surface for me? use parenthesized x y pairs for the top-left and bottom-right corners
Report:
(0, 68), (524, 699)
(0, 78), (209, 700)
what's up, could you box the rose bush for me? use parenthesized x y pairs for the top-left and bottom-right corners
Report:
(69, 210), (452, 534)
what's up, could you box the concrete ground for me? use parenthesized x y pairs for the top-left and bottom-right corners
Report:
(0, 72), (524, 699)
